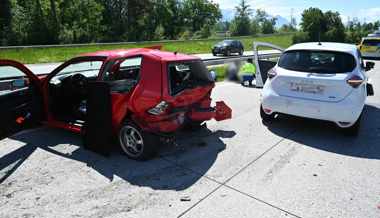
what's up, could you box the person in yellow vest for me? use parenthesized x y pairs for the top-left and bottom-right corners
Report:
(239, 58), (256, 87)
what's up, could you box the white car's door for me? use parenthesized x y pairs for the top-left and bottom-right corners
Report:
(253, 42), (284, 87)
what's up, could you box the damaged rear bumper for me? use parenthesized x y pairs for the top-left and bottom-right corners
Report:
(135, 101), (232, 133)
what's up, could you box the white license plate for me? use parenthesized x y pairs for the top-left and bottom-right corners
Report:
(290, 82), (325, 94)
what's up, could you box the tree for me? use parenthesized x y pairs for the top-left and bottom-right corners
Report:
(324, 11), (345, 42)
(230, 0), (252, 36)
(299, 8), (345, 43)
(0, 0), (12, 45)
(252, 9), (277, 34)
(300, 7), (326, 41)
(261, 18), (276, 34)
(182, 0), (221, 34)
(59, 0), (104, 43)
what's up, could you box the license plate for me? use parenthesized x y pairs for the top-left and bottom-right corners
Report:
(290, 82), (325, 94)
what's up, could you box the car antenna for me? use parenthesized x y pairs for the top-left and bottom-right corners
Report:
(318, 32), (322, 46)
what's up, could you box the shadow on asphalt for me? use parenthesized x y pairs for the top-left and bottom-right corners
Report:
(0, 127), (235, 190)
(264, 104), (380, 160)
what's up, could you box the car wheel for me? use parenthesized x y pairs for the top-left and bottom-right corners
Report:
(212, 52), (217, 56)
(239, 49), (244, 56)
(118, 121), (159, 161)
(260, 105), (275, 122)
(225, 50), (231, 56)
(341, 115), (362, 136)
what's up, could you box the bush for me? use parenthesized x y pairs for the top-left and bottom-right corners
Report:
(179, 31), (192, 40)
(292, 32), (310, 44)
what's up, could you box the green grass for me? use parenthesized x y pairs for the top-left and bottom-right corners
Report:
(0, 34), (294, 64)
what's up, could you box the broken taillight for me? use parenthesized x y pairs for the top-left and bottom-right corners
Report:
(147, 101), (170, 115)
(347, 75), (364, 88)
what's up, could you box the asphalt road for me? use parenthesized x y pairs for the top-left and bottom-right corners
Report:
(0, 62), (379, 218)
(25, 50), (280, 75)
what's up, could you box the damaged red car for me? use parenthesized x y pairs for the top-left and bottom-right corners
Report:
(0, 48), (232, 160)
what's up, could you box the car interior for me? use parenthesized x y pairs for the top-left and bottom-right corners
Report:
(168, 61), (213, 95)
(48, 58), (141, 125)
(0, 66), (42, 136)
(48, 61), (104, 124)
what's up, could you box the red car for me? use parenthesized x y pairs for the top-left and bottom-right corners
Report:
(0, 48), (232, 160)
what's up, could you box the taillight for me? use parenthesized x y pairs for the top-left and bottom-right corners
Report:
(267, 68), (277, 79)
(147, 101), (170, 115)
(347, 75), (364, 88)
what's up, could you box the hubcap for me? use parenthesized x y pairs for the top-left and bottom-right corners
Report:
(119, 125), (144, 157)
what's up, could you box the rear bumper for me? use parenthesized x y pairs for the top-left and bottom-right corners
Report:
(261, 85), (365, 128)
(136, 101), (232, 133)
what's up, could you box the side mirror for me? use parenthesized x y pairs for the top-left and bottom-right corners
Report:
(365, 61), (375, 72)
(11, 78), (26, 89)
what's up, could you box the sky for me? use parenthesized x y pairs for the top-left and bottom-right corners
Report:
(214, 0), (380, 23)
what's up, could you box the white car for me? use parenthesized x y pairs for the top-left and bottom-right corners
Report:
(260, 42), (375, 135)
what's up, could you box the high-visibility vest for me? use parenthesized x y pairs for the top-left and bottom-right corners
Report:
(239, 63), (256, 76)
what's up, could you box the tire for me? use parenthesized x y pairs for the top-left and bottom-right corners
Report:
(118, 121), (159, 161)
(260, 105), (275, 122)
(239, 49), (244, 56)
(225, 50), (231, 56)
(341, 115), (361, 136)
(212, 52), (217, 56)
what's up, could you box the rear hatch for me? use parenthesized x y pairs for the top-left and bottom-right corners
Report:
(271, 50), (356, 102)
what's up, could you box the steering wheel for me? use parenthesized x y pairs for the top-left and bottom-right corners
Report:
(70, 73), (88, 95)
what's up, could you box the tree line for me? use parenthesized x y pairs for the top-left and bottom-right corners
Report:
(0, 0), (222, 45)
(213, 0), (287, 36)
(1, 0), (379, 46)
(294, 7), (380, 44)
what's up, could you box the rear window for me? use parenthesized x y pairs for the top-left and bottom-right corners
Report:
(168, 61), (213, 95)
(363, 39), (380, 47)
(278, 50), (356, 74)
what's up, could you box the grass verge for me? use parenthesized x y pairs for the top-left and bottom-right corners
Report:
(0, 34), (293, 64)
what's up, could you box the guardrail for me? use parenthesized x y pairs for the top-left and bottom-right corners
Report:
(203, 53), (282, 66)
(0, 33), (295, 50)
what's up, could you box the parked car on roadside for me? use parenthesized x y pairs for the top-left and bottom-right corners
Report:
(260, 42), (375, 135)
(212, 40), (244, 56)
(359, 37), (380, 60)
(0, 48), (232, 160)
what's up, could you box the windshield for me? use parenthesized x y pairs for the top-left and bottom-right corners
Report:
(216, 40), (232, 46)
(363, 39), (380, 47)
(278, 50), (356, 74)
(168, 60), (214, 95)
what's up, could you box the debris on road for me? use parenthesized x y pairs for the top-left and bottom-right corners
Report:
(180, 196), (191, 202)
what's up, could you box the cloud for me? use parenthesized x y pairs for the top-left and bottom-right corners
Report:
(358, 7), (380, 22)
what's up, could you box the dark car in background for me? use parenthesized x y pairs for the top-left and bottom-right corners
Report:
(212, 40), (244, 56)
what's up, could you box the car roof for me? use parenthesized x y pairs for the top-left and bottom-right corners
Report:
(81, 48), (200, 62)
(286, 42), (358, 55)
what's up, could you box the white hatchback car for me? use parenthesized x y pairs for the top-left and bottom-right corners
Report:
(260, 42), (375, 135)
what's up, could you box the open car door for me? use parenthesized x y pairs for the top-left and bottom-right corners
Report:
(253, 42), (284, 88)
(0, 60), (43, 137)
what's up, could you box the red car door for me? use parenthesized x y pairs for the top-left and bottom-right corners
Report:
(0, 60), (43, 137)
